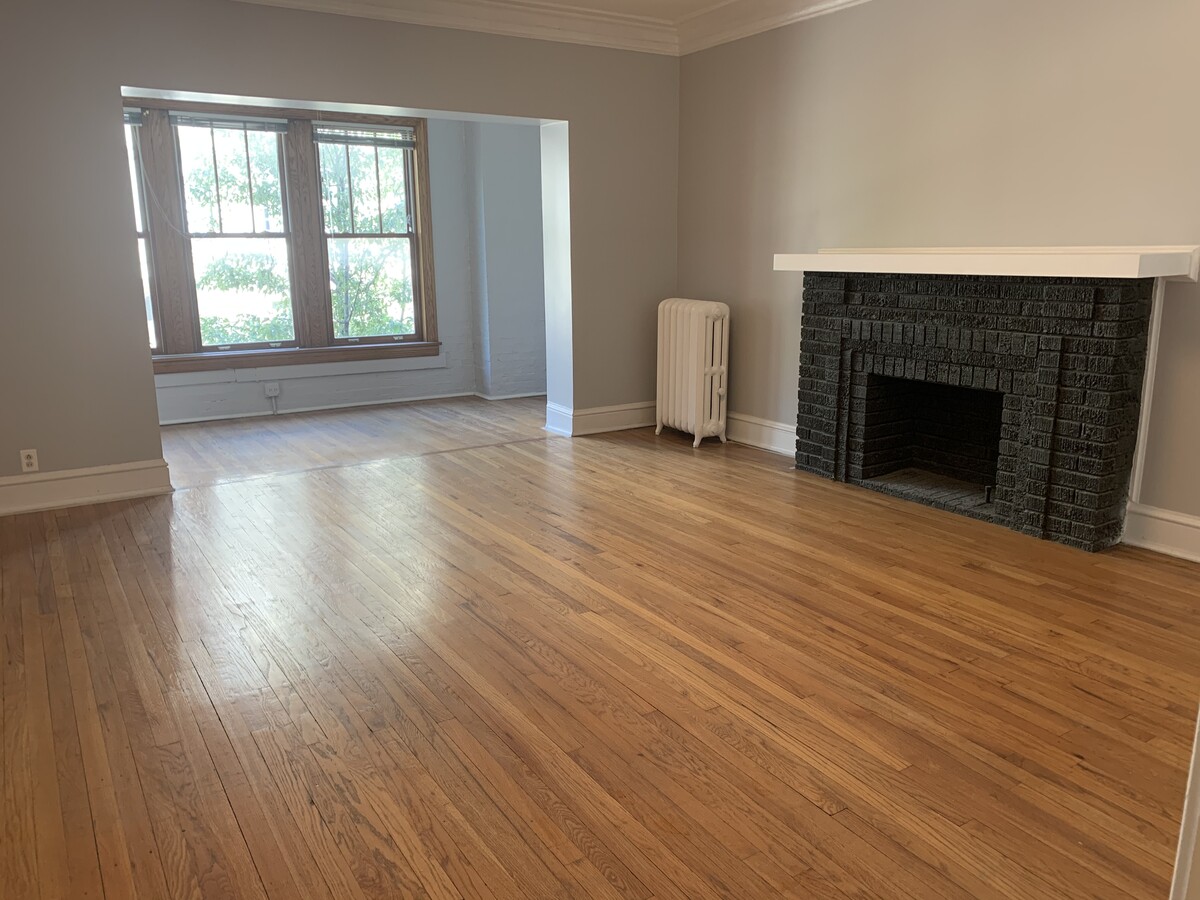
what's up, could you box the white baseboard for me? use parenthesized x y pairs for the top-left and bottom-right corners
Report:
(727, 412), (796, 456)
(160, 390), (542, 426)
(475, 391), (547, 401)
(0, 459), (173, 517)
(573, 401), (656, 435)
(545, 402), (573, 436)
(1123, 503), (1200, 563)
(544, 400), (656, 437)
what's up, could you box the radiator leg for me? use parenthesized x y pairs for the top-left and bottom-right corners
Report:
(693, 434), (702, 449)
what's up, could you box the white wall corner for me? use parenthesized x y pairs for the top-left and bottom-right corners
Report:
(0, 459), (173, 517)
(727, 412), (797, 456)
(1122, 503), (1200, 564)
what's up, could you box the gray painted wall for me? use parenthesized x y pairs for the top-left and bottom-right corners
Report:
(0, 0), (677, 477)
(154, 118), (546, 422)
(678, 0), (1200, 516)
(467, 122), (548, 399)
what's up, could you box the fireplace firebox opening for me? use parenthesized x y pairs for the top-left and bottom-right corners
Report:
(859, 374), (1004, 521)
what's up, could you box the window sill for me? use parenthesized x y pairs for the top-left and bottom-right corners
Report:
(152, 342), (441, 374)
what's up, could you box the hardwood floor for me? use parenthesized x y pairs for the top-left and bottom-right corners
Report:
(160, 395), (547, 488)
(4, 418), (1199, 899)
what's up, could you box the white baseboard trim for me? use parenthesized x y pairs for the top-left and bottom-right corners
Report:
(1123, 503), (1200, 563)
(727, 412), (796, 456)
(545, 402), (573, 436)
(545, 400), (657, 437)
(160, 391), (492, 427)
(475, 391), (547, 402)
(0, 459), (173, 517)
(573, 401), (656, 436)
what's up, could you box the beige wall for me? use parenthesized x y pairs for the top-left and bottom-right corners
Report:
(678, 0), (1200, 515)
(0, 0), (678, 477)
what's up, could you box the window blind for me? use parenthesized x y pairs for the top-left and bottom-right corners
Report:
(168, 113), (288, 133)
(313, 124), (416, 150)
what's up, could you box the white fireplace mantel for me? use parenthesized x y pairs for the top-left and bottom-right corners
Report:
(773, 246), (1200, 282)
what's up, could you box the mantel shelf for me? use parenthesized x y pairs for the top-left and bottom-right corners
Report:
(773, 246), (1200, 283)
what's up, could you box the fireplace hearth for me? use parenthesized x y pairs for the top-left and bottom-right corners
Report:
(791, 270), (1153, 551)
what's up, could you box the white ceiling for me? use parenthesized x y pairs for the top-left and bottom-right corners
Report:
(232, 0), (877, 56)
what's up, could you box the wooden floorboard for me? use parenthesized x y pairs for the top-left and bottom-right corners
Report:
(3, 404), (1199, 899)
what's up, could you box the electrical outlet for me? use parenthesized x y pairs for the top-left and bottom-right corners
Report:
(20, 449), (38, 473)
(263, 382), (281, 398)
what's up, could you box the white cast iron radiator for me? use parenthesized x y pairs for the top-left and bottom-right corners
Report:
(655, 298), (730, 448)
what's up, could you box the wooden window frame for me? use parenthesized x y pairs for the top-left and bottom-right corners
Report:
(126, 98), (439, 374)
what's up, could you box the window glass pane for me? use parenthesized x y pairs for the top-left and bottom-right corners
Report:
(246, 131), (285, 233)
(178, 125), (286, 235)
(327, 237), (414, 338)
(124, 124), (144, 233)
(178, 125), (221, 232)
(318, 142), (352, 234)
(348, 144), (380, 234)
(139, 238), (156, 349)
(192, 237), (294, 346)
(377, 146), (409, 234)
(212, 127), (253, 233)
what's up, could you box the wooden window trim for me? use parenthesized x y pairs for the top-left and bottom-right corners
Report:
(152, 341), (441, 374)
(410, 118), (439, 345)
(128, 97), (438, 363)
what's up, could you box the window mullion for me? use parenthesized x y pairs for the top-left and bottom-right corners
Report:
(138, 108), (199, 355)
(283, 119), (334, 348)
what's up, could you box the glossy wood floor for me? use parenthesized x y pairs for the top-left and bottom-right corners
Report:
(4, 418), (1199, 899)
(161, 395), (547, 488)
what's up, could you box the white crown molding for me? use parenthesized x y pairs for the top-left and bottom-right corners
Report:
(230, 0), (877, 56)
(677, 0), (875, 55)
(232, 0), (680, 55)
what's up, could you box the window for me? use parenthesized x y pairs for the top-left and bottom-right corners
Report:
(315, 126), (419, 342)
(123, 100), (438, 372)
(176, 117), (294, 349)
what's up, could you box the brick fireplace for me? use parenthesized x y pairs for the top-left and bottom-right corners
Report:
(790, 270), (1156, 550)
